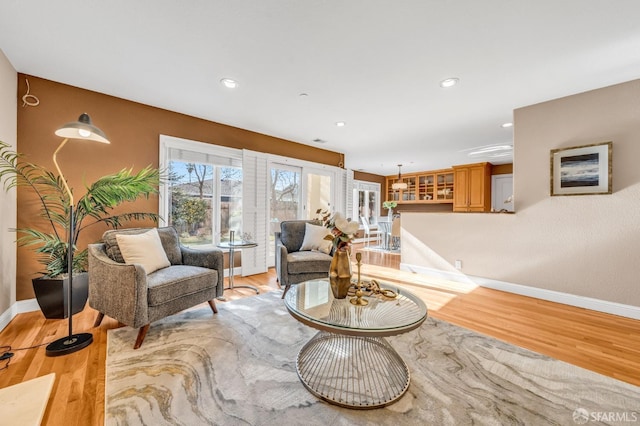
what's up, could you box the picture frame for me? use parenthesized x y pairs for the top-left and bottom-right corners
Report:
(550, 141), (612, 196)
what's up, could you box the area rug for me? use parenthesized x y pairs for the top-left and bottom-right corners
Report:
(360, 246), (400, 254)
(105, 291), (639, 425)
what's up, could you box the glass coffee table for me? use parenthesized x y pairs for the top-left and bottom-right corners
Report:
(283, 278), (427, 409)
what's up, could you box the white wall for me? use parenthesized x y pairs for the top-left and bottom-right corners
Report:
(403, 79), (640, 310)
(0, 49), (17, 324)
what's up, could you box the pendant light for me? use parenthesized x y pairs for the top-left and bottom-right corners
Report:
(391, 164), (408, 190)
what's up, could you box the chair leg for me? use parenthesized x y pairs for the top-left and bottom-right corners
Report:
(207, 299), (218, 314)
(93, 312), (105, 328)
(281, 285), (291, 299)
(134, 324), (150, 350)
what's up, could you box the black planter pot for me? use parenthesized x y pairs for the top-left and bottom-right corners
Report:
(32, 272), (89, 319)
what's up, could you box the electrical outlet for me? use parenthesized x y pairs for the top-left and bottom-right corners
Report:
(454, 260), (462, 270)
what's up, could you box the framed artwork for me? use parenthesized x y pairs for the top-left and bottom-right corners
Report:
(550, 141), (612, 196)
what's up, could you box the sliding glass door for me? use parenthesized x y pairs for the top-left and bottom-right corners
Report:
(266, 165), (335, 265)
(352, 180), (380, 225)
(268, 165), (302, 262)
(304, 170), (333, 219)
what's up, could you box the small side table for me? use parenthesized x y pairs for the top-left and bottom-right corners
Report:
(216, 241), (260, 294)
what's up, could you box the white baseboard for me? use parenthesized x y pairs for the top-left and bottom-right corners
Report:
(0, 305), (16, 332)
(17, 298), (40, 313)
(400, 263), (640, 320)
(0, 298), (40, 333)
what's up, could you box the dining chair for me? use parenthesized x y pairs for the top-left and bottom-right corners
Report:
(360, 216), (382, 247)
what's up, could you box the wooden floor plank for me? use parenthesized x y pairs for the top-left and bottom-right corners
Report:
(0, 244), (638, 425)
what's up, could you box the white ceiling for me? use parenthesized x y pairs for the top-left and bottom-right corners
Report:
(1, 0), (640, 176)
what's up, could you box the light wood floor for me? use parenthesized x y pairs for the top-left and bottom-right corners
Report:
(1, 245), (639, 425)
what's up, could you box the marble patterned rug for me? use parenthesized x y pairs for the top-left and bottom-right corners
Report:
(105, 291), (639, 425)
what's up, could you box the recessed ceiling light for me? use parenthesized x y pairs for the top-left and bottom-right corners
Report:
(312, 138), (326, 144)
(335, 121), (346, 127)
(220, 78), (238, 89)
(299, 93), (309, 98)
(501, 122), (513, 128)
(440, 78), (459, 88)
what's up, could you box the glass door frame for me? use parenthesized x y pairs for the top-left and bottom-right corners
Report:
(268, 163), (303, 266)
(302, 167), (335, 220)
(266, 156), (343, 267)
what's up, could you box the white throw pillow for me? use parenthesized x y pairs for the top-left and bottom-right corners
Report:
(300, 223), (333, 254)
(116, 228), (171, 274)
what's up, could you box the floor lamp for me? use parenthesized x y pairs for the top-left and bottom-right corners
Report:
(45, 113), (110, 357)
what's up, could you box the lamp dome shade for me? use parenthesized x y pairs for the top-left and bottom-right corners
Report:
(392, 182), (408, 190)
(392, 164), (408, 190)
(55, 113), (110, 144)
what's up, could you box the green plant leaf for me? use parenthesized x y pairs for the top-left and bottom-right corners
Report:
(0, 142), (161, 277)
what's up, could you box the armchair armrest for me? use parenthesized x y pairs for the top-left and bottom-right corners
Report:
(88, 243), (149, 327)
(181, 246), (224, 298)
(180, 246), (223, 268)
(274, 232), (290, 287)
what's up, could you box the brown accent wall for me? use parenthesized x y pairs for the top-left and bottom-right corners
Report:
(15, 75), (343, 300)
(492, 163), (513, 175)
(353, 170), (384, 185)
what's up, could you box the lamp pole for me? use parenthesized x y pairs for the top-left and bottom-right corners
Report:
(45, 114), (110, 357)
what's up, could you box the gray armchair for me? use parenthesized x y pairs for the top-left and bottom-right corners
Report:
(88, 227), (224, 349)
(275, 220), (333, 298)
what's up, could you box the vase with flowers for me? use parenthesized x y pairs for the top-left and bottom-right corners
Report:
(383, 200), (397, 221)
(317, 210), (360, 299)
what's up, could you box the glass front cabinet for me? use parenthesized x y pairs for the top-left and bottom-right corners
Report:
(436, 171), (454, 202)
(386, 169), (454, 204)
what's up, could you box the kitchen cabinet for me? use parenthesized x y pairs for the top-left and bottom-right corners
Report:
(435, 171), (454, 202)
(386, 169), (453, 204)
(452, 162), (492, 212)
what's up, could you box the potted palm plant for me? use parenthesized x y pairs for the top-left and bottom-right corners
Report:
(0, 141), (161, 318)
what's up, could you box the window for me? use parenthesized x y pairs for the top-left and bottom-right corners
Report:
(160, 136), (243, 249)
(270, 166), (301, 223)
(220, 167), (243, 240)
(161, 137), (347, 273)
(169, 161), (215, 247)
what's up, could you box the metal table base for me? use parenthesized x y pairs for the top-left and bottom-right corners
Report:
(296, 331), (410, 409)
(217, 242), (259, 295)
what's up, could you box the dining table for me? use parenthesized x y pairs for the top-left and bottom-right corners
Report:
(375, 216), (393, 250)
